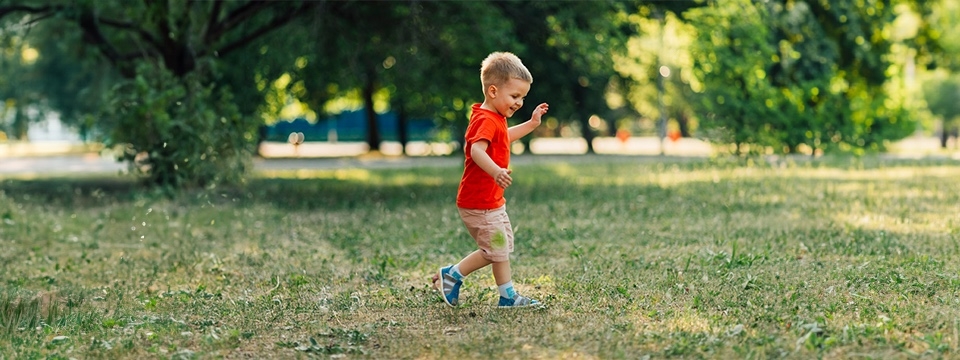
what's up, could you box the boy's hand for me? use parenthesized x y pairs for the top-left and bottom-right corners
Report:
(530, 103), (549, 126)
(495, 168), (513, 189)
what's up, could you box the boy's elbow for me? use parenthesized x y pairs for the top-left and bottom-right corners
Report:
(470, 144), (485, 159)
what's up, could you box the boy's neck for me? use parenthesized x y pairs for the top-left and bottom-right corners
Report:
(479, 101), (500, 117)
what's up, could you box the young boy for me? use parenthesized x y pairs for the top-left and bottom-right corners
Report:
(435, 52), (549, 308)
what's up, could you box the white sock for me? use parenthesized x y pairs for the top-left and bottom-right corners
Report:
(450, 264), (464, 281)
(498, 281), (517, 299)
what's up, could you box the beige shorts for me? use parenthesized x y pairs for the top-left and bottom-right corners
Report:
(458, 206), (514, 262)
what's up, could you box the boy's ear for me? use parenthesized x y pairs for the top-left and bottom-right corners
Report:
(487, 84), (498, 99)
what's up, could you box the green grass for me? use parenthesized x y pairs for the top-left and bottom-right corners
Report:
(3, 155), (960, 359)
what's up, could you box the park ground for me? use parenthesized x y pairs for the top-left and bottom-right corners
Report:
(2, 140), (960, 358)
(0, 135), (958, 176)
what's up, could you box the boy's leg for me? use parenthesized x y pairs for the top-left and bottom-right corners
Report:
(457, 250), (493, 276)
(493, 259), (540, 308)
(434, 250), (491, 307)
(440, 206), (526, 307)
(432, 250), (489, 288)
(492, 260), (511, 286)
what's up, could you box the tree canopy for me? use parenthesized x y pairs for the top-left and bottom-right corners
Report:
(0, 0), (955, 187)
(682, 0), (934, 155)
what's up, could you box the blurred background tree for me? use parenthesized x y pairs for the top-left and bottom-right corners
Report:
(0, 0), (320, 187)
(924, 75), (960, 148)
(915, 0), (960, 148)
(685, 0), (935, 155)
(0, 0), (956, 187)
(686, 0), (779, 155)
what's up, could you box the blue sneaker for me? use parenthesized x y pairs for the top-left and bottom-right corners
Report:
(497, 294), (540, 308)
(438, 265), (462, 307)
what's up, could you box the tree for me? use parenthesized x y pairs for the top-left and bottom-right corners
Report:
(686, 0), (923, 155)
(232, 1), (517, 154)
(916, 0), (960, 147)
(379, 1), (521, 153)
(486, 0), (637, 153)
(687, 1), (779, 154)
(924, 74), (960, 147)
(0, 24), (40, 140)
(614, 8), (700, 141)
(0, 0), (323, 187)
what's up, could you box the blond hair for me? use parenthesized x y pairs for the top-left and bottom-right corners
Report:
(480, 52), (532, 89)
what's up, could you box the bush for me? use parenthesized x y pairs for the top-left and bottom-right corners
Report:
(99, 63), (258, 188)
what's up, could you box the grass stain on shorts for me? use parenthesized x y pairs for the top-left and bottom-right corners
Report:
(491, 231), (506, 249)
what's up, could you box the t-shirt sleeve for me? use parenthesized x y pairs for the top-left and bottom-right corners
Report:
(466, 116), (497, 146)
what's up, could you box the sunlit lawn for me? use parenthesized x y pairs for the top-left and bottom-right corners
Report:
(3, 155), (960, 359)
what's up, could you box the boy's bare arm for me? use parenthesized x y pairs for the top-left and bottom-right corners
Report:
(508, 103), (549, 142)
(471, 140), (512, 189)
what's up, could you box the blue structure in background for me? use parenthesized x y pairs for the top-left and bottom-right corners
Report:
(262, 110), (435, 143)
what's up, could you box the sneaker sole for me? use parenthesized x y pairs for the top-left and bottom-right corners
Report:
(497, 304), (543, 309)
(497, 302), (542, 309)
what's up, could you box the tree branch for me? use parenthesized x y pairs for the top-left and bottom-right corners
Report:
(204, 0), (224, 41)
(211, 8), (297, 57)
(76, 10), (147, 77)
(205, 0), (274, 45)
(78, 12), (121, 60)
(96, 17), (163, 53)
(23, 11), (57, 26)
(0, 4), (66, 19)
(211, 1), (324, 58)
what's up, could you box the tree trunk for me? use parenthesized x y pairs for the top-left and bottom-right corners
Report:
(677, 111), (691, 138)
(574, 81), (595, 154)
(397, 102), (409, 156)
(13, 106), (29, 140)
(605, 117), (618, 137)
(941, 122), (949, 148)
(163, 43), (196, 78)
(362, 69), (380, 152)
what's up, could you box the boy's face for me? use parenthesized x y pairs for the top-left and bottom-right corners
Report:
(487, 78), (530, 118)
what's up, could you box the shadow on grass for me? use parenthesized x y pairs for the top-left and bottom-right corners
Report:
(0, 177), (147, 207)
(3, 158), (958, 256)
(4, 158), (960, 358)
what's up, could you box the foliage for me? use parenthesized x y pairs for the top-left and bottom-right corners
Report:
(3, 156), (960, 357)
(903, 0), (959, 71)
(493, 0), (640, 152)
(308, 1), (517, 151)
(381, 1), (521, 142)
(923, 73), (960, 127)
(2, 0), (957, 186)
(98, 62), (257, 188)
(614, 9), (699, 137)
(687, 1), (778, 154)
(687, 0), (919, 155)
(0, 33), (31, 140)
(22, 20), (117, 140)
(0, 0), (320, 186)
(917, 0), (960, 144)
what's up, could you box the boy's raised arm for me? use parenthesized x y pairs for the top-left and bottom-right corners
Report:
(508, 103), (549, 142)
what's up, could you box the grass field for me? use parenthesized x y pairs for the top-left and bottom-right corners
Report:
(2, 155), (960, 359)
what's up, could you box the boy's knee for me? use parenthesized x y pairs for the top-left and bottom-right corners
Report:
(482, 249), (510, 263)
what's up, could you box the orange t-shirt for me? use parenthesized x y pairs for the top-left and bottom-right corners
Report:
(457, 104), (510, 209)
